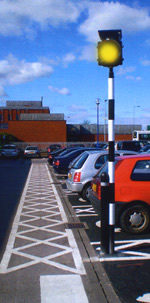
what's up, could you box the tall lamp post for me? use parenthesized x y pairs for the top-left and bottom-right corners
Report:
(96, 98), (100, 146)
(133, 105), (140, 130)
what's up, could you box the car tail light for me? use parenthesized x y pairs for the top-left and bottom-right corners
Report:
(73, 172), (81, 182)
(97, 183), (101, 199)
(49, 155), (52, 159)
(54, 160), (60, 166)
(48, 148), (51, 152)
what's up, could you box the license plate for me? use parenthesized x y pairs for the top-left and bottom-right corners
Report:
(92, 183), (96, 192)
(29, 151), (35, 154)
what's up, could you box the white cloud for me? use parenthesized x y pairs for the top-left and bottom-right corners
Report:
(48, 85), (70, 95)
(126, 75), (142, 81)
(0, 0), (82, 37)
(0, 1), (150, 42)
(0, 86), (8, 97)
(63, 53), (76, 67)
(116, 66), (136, 75)
(79, 44), (96, 61)
(116, 66), (141, 81)
(0, 54), (53, 95)
(141, 60), (150, 66)
(78, 2), (150, 43)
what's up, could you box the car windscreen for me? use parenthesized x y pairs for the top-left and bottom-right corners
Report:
(3, 145), (16, 150)
(26, 147), (38, 150)
(72, 152), (89, 169)
(58, 148), (78, 157)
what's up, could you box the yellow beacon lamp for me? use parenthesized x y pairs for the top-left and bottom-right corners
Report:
(97, 30), (123, 67)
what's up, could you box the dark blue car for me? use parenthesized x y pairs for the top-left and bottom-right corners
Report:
(52, 148), (102, 174)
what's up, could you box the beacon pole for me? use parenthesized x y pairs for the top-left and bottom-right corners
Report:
(108, 67), (115, 255)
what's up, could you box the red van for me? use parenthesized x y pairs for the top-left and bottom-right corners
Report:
(90, 155), (150, 234)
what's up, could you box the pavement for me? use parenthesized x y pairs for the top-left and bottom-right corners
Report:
(0, 159), (121, 303)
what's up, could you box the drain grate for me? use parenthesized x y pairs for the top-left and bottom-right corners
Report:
(65, 222), (88, 229)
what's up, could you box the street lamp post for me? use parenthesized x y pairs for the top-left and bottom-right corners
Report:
(133, 106), (140, 130)
(96, 98), (100, 146)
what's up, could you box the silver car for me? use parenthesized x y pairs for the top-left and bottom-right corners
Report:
(66, 150), (138, 201)
(24, 146), (40, 158)
(1, 144), (20, 158)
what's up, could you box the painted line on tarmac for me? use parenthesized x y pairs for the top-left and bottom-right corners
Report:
(40, 274), (89, 303)
(0, 163), (86, 275)
(136, 293), (150, 302)
(91, 239), (150, 261)
(72, 205), (98, 217)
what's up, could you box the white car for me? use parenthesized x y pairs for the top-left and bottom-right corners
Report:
(66, 150), (138, 201)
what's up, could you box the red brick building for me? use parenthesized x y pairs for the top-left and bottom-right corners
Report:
(0, 100), (67, 143)
(0, 100), (142, 143)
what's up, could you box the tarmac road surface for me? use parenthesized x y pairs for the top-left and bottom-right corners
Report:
(0, 159), (120, 303)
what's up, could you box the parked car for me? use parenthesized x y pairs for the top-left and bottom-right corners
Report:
(68, 144), (85, 147)
(47, 144), (62, 154)
(140, 144), (150, 153)
(53, 148), (102, 174)
(89, 154), (150, 234)
(0, 144), (21, 159)
(66, 150), (138, 201)
(115, 140), (145, 152)
(48, 147), (84, 165)
(91, 142), (107, 149)
(24, 146), (40, 158)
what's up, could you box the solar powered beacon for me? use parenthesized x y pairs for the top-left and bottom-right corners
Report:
(97, 30), (123, 255)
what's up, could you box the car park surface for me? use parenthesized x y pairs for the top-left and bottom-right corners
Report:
(66, 150), (138, 201)
(90, 154), (150, 234)
(55, 165), (150, 303)
(1, 157), (150, 303)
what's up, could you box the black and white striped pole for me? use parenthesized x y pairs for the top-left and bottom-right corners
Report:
(97, 29), (123, 255)
(108, 67), (115, 254)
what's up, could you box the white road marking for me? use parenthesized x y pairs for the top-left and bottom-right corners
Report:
(72, 205), (98, 217)
(40, 274), (89, 303)
(0, 163), (86, 274)
(91, 239), (150, 261)
(136, 293), (150, 302)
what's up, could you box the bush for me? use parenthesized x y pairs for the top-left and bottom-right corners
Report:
(0, 132), (20, 145)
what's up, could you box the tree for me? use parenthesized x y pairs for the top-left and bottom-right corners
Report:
(82, 120), (91, 125)
(0, 132), (20, 145)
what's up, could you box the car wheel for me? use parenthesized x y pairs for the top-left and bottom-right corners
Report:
(120, 204), (150, 234)
(81, 183), (91, 201)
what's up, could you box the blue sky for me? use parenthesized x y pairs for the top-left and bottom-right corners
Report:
(0, 0), (150, 129)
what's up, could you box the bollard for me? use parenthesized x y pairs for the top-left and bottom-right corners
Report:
(100, 172), (109, 255)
